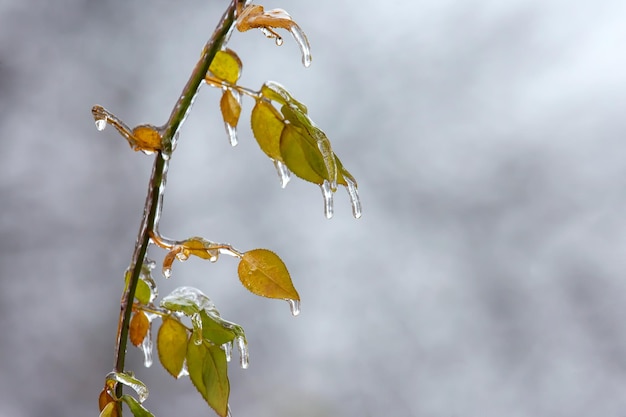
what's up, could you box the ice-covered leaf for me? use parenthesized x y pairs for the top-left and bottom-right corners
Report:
(120, 395), (155, 417)
(250, 99), (285, 160)
(220, 89), (242, 127)
(131, 125), (162, 153)
(208, 49), (242, 84)
(99, 402), (119, 417)
(130, 311), (150, 347)
(161, 286), (217, 317)
(187, 341), (230, 417)
(157, 316), (189, 378)
(280, 123), (326, 184)
(238, 249), (299, 302)
(200, 310), (236, 346)
(260, 81), (307, 113)
(236, 5), (312, 67)
(105, 372), (149, 403)
(135, 279), (151, 304)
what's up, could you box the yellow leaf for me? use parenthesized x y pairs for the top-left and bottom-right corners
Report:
(279, 124), (326, 184)
(208, 49), (242, 84)
(131, 125), (162, 152)
(220, 89), (241, 127)
(238, 249), (299, 301)
(250, 100), (284, 160)
(157, 317), (189, 379)
(129, 311), (150, 347)
(99, 402), (119, 417)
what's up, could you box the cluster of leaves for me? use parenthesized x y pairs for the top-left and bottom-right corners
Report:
(94, 2), (360, 417)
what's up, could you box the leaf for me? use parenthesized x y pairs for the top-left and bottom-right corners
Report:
(279, 124), (326, 185)
(208, 49), (242, 84)
(260, 81), (307, 114)
(220, 89), (242, 127)
(238, 249), (299, 301)
(104, 372), (149, 403)
(187, 341), (230, 417)
(98, 388), (115, 412)
(157, 317), (189, 378)
(99, 402), (119, 417)
(182, 237), (219, 261)
(200, 310), (236, 346)
(129, 311), (150, 347)
(135, 278), (151, 305)
(120, 395), (155, 417)
(250, 99), (285, 160)
(131, 125), (162, 152)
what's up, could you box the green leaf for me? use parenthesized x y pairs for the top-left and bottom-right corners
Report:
(135, 278), (151, 304)
(208, 49), (242, 84)
(200, 310), (236, 346)
(120, 395), (155, 417)
(187, 341), (230, 417)
(237, 249), (299, 301)
(260, 81), (307, 114)
(250, 99), (285, 160)
(160, 289), (202, 316)
(279, 124), (326, 184)
(157, 317), (189, 378)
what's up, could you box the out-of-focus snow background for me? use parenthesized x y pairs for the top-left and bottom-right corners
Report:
(2, 0), (626, 416)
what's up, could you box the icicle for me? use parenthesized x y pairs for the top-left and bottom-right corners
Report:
(227, 405), (233, 417)
(320, 179), (334, 219)
(235, 335), (249, 369)
(225, 123), (238, 147)
(315, 136), (337, 191)
(141, 326), (153, 368)
(177, 360), (189, 378)
(223, 341), (233, 362)
(105, 372), (149, 403)
(288, 25), (312, 67)
(344, 177), (362, 219)
(273, 159), (291, 188)
(287, 299), (300, 316)
(95, 118), (107, 131)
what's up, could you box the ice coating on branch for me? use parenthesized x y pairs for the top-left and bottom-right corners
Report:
(235, 335), (249, 369)
(288, 25), (312, 67)
(105, 372), (149, 403)
(288, 299), (301, 316)
(344, 177), (362, 219)
(273, 159), (291, 188)
(141, 325), (153, 367)
(320, 180), (334, 219)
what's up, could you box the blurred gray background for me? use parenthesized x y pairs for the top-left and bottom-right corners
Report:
(2, 0), (626, 416)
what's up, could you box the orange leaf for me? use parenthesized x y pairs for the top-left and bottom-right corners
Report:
(129, 311), (150, 347)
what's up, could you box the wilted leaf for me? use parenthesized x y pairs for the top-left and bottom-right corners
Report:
(129, 311), (150, 347)
(120, 395), (155, 417)
(220, 89), (241, 127)
(187, 341), (230, 417)
(208, 49), (242, 84)
(182, 237), (219, 261)
(200, 310), (236, 346)
(251, 99), (284, 160)
(98, 388), (115, 412)
(99, 402), (119, 417)
(157, 317), (189, 378)
(238, 249), (299, 301)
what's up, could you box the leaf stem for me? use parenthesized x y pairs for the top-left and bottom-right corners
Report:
(113, 0), (242, 399)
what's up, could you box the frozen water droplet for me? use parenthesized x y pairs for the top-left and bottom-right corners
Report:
(235, 335), (249, 369)
(95, 118), (107, 131)
(288, 299), (300, 316)
(160, 150), (170, 160)
(288, 25), (312, 67)
(225, 123), (238, 147)
(191, 313), (203, 345)
(223, 341), (233, 362)
(344, 177), (362, 219)
(275, 36), (284, 46)
(273, 160), (291, 188)
(320, 180), (334, 219)
(163, 267), (172, 279)
(176, 252), (189, 262)
(141, 327), (153, 368)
